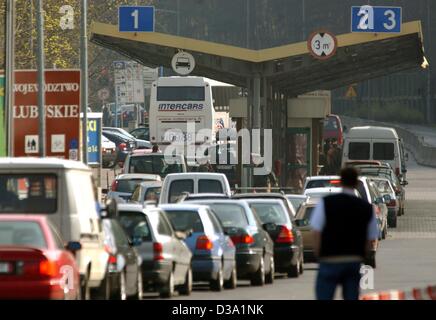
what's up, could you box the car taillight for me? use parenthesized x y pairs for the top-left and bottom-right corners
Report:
(276, 226), (294, 244)
(231, 234), (254, 245)
(196, 235), (213, 250)
(111, 180), (118, 191)
(330, 180), (341, 185)
(119, 143), (127, 151)
(108, 255), (117, 265)
(153, 242), (164, 261)
(39, 260), (58, 277)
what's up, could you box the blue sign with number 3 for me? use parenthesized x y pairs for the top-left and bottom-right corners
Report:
(351, 6), (401, 33)
(119, 6), (155, 32)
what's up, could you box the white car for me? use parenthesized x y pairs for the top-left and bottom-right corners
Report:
(0, 158), (109, 299)
(303, 176), (341, 191)
(102, 135), (117, 168)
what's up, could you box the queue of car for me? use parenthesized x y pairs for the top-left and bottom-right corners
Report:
(0, 125), (408, 299)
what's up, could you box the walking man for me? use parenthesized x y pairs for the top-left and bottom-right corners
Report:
(310, 167), (379, 300)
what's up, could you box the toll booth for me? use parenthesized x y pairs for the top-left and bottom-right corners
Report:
(90, 19), (427, 189)
(285, 91), (331, 193)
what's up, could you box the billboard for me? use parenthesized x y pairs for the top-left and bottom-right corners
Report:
(0, 75), (5, 157)
(13, 70), (81, 159)
(85, 113), (102, 165)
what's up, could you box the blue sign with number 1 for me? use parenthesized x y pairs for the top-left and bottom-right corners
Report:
(351, 6), (401, 33)
(119, 6), (155, 32)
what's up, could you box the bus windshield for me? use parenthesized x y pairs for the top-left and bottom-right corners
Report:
(157, 87), (205, 101)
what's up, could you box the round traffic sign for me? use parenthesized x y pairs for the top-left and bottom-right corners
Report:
(307, 31), (338, 60)
(98, 88), (110, 101)
(171, 51), (196, 76)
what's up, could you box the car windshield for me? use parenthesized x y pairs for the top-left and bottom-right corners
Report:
(129, 155), (183, 177)
(206, 204), (248, 228)
(287, 197), (306, 212)
(0, 221), (47, 248)
(164, 210), (204, 233)
(249, 203), (289, 225)
(0, 175), (57, 214)
(117, 211), (152, 241)
(116, 179), (150, 193)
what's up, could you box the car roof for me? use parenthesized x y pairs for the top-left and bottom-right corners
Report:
(165, 173), (226, 178)
(305, 187), (343, 193)
(159, 204), (210, 211)
(139, 181), (163, 187)
(0, 158), (90, 171)
(232, 193), (286, 199)
(117, 203), (145, 213)
(116, 173), (161, 181)
(243, 198), (285, 204)
(348, 126), (399, 139)
(185, 193), (229, 198)
(0, 215), (48, 222)
(305, 176), (340, 181)
(189, 199), (249, 207)
(286, 194), (307, 199)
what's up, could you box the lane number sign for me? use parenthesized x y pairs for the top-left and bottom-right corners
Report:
(307, 31), (338, 60)
(351, 6), (402, 33)
(119, 6), (155, 32)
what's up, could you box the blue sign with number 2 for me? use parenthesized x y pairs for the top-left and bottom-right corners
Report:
(352, 6), (401, 33)
(119, 6), (154, 32)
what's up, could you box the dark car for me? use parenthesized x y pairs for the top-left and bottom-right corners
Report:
(130, 127), (150, 141)
(190, 200), (275, 286)
(161, 204), (237, 291)
(116, 204), (193, 298)
(94, 218), (143, 300)
(103, 131), (136, 165)
(244, 199), (304, 278)
(232, 193), (297, 219)
(104, 127), (152, 150)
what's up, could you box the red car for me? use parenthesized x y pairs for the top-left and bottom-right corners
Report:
(0, 215), (81, 300)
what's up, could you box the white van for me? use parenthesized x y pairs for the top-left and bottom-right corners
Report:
(0, 158), (108, 299)
(159, 173), (231, 204)
(342, 126), (407, 178)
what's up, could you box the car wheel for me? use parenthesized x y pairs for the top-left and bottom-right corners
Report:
(250, 256), (265, 286)
(178, 267), (193, 296)
(382, 225), (387, 240)
(91, 273), (110, 300)
(160, 271), (175, 298)
(112, 272), (127, 300)
(265, 256), (275, 284)
(128, 271), (143, 300)
(210, 265), (224, 291)
(299, 256), (304, 275)
(224, 265), (237, 290)
(287, 261), (300, 278)
(388, 215), (398, 228)
(81, 272), (91, 301)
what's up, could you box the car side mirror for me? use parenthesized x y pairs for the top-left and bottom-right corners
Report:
(65, 241), (82, 253)
(295, 219), (309, 227)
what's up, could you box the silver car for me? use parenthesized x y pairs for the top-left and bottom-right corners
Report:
(116, 204), (193, 298)
(108, 174), (161, 202)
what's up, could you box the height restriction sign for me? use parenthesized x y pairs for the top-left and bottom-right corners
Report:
(13, 70), (81, 159)
(307, 30), (338, 60)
